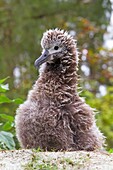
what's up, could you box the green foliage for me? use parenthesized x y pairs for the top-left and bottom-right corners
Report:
(0, 131), (15, 150)
(0, 77), (23, 150)
(80, 87), (113, 150)
(108, 148), (113, 153)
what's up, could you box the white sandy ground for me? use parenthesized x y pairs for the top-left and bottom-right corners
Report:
(0, 150), (113, 170)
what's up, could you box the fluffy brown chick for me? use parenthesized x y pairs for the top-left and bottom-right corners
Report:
(15, 28), (105, 151)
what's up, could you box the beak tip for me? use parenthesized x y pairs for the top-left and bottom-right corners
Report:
(34, 49), (49, 69)
(34, 60), (39, 69)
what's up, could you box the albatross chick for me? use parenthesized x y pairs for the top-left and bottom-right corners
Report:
(15, 28), (105, 151)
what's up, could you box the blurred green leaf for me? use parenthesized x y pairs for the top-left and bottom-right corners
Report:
(0, 77), (9, 84)
(108, 148), (113, 153)
(12, 98), (23, 104)
(0, 84), (9, 93)
(0, 114), (14, 122)
(2, 122), (13, 131)
(0, 84), (9, 90)
(0, 86), (6, 93)
(0, 131), (15, 150)
(0, 123), (3, 127)
(0, 95), (12, 104)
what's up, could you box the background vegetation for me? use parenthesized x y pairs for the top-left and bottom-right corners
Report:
(0, 0), (113, 150)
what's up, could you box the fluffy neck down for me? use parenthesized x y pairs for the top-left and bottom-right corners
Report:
(34, 46), (79, 107)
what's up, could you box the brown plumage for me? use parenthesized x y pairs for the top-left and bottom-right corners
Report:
(15, 28), (105, 151)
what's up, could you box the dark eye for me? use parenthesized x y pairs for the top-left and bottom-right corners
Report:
(54, 46), (59, 50)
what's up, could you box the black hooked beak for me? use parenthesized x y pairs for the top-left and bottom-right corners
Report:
(34, 49), (49, 68)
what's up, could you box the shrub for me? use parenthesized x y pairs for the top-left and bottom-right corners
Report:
(0, 77), (23, 150)
(80, 88), (113, 150)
